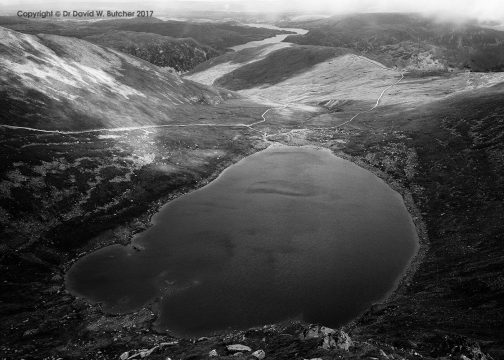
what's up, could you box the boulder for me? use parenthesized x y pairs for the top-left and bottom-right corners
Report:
(251, 349), (266, 359)
(22, 329), (39, 338)
(159, 341), (179, 348)
(139, 348), (154, 358)
(322, 336), (336, 350)
(227, 344), (252, 352)
(209, 349), (218, 357)
(301, 325), (335, 339)
(334, 330), (353, 351)
(320, 326), (336, 336)
(303, 326), (320, 339)
(300, 325), (352, 351)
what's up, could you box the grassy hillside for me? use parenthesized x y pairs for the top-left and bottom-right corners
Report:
(189, 43), (289, 74)
(214, 45), (351, 90)
(0, 17), (292, 51)
(283, 13), (504, 71)
(83, 30), (219, 72)
(2, 65), (503, 359)
(0, 26), (274, 359)
(185, 43), (293, 86)
(320, 84), (504, 357)
(0, 17), (292, 72)
(0, 26), (229, 130)
(95, 20), (293, 51)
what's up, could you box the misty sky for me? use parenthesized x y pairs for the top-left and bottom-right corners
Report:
(1, 0), (504, 21)
(208, 0), (504, 21)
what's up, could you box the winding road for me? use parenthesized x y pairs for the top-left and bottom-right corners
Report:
(0, 55), (404, 141)
(261, 55), (404, 140)
(316, 56), (404, 129)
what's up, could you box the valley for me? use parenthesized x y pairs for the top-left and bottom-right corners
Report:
(0, 11), (503, 360)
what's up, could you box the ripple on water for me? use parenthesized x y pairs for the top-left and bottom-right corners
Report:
(66, 146), (418, 336)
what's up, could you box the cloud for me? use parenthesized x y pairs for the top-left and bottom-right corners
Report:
(2, 0), (503, 22)
(187, 0), (504, 21)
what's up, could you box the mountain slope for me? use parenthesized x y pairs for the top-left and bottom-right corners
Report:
(334, 82), (504, 357)
(89, 19), (293, 51)
(0, 26), (229, 130)
(213, 45), (351, 90)
(189, 41), (504, 114)
(0, 17), (293, 72)
(83, 30), (219, 72)
(283, 13), (504, 71)
(0, 17), (292, 51)
(185, 42), (292, 85)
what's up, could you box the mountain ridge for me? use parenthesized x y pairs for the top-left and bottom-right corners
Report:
(282, 13), (504, 71)
(0, 26), (230, 130)
(83, 30), (219, 72)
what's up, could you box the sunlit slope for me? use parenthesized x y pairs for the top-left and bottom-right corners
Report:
(0, 27), (228, 130)
(191, 43), (504, 110)
(188, 44), (405, 107)
(237, 53), (398, 105)
(214, 45), (351, 91)
(185, 42), (292, 86)
(243, 52), (504, 107)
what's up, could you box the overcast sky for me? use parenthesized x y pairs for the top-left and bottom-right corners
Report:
(2, 0), (504, 22)
(238, 0), (504, 21)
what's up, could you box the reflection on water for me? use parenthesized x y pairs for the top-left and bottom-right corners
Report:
(66, 146), (418, 336)
(230, 24), (308, 51)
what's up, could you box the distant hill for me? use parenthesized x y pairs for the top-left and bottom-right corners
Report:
(0, 17), (292, 71)
(91, 19), (293, 51)
(186, 42), (292, 85)
(188, 38), (504, 115)
(0, 26), (229, 130)
(83, 31), (219, 72)
(282, 13), (504, 72)
(0, 17), (291, 51)
(206, 45), (351, 90)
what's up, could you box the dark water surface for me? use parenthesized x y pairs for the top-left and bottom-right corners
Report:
(66, 146), (418, 336)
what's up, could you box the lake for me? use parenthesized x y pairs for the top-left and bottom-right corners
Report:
(65, 146), (418, 336)
(230, 24), (308, 51)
